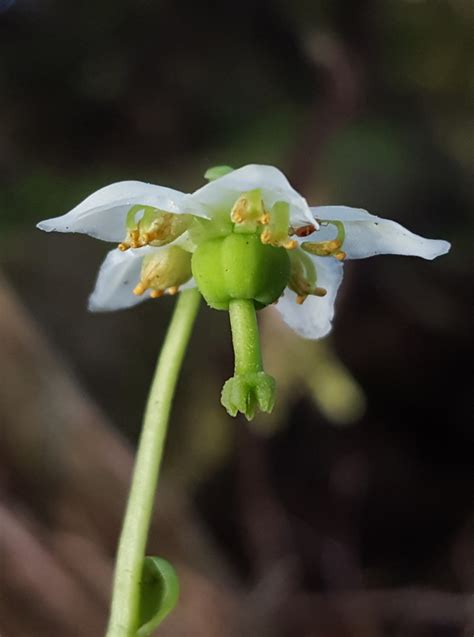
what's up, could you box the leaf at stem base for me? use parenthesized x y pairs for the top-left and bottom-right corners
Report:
(137, 556), (179, 636)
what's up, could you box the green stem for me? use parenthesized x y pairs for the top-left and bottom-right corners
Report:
(106, 288), (201, 637)
(228, 298), (262, 375)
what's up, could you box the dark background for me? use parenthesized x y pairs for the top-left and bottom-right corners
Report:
(0, 1), (473, 636)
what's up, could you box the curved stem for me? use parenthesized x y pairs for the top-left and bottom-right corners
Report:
(106, 288), (201, 637)
(228, 298), (262, 375)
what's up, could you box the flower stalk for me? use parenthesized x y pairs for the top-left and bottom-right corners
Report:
(105, 288), (201, 637)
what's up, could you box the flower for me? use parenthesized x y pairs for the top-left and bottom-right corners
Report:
(38, 164), (450, 339)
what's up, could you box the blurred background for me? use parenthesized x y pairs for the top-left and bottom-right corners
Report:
(0, 1), (473, 635)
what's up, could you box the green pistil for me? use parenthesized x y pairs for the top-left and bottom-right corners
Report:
(221, 298), (276, 420)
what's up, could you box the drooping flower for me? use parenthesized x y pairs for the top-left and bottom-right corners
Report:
(38, 164), (450, 339)
(38, 165), (450, 419)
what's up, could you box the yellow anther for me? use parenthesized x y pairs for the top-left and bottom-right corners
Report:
(314, 287), (327, 297)
(118, 209), (191, 251)
(230, 189), (265, 233)
(302, 219), (346, 261)
(318, 239), (342, 255)
(149, 286), (179, 298)
(295, 286), (327, 305)
(133, 281), (149, 296)
(232, 211), (245, 224)
(327, 239), (342, 251)
(302, 239), (344, 258)
(230, 200), (246, 224)
(260, 232), (297, 250)
(258, 201), (297, 249)
(119, 229), (140, 251)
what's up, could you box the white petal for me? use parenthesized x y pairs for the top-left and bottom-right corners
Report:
(192, 164), (315, 227)
(311, 206), (451, 260)
(37, 181), (209, 242)
(88, 246), (155, 311)
(275, 257), (344, 339)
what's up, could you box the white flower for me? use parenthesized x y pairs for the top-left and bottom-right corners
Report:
(38, 164), (450, 338)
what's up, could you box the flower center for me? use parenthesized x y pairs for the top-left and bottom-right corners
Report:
(118, 206), (192, 251)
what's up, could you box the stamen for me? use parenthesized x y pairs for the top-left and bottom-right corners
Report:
(301, 219), (346, 260)
(314, 287), (327, 297)
(231, 189), (265, 233)
(133, 247), (192, 301)
(118, 207), (192, 251)
(259, 201), (298, 249)
(119, 229), (140, 251)
(295, 287), (327, 305)
(288, 248), (328, 303)
(149, 286), (179, 299)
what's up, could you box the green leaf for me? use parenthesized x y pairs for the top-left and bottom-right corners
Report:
(136, 557), (180, 636)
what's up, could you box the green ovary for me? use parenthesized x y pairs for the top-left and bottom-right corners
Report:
(191, 232), (291, 310)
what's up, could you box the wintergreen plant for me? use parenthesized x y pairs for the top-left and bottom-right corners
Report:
(38, 164), (449, 636)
